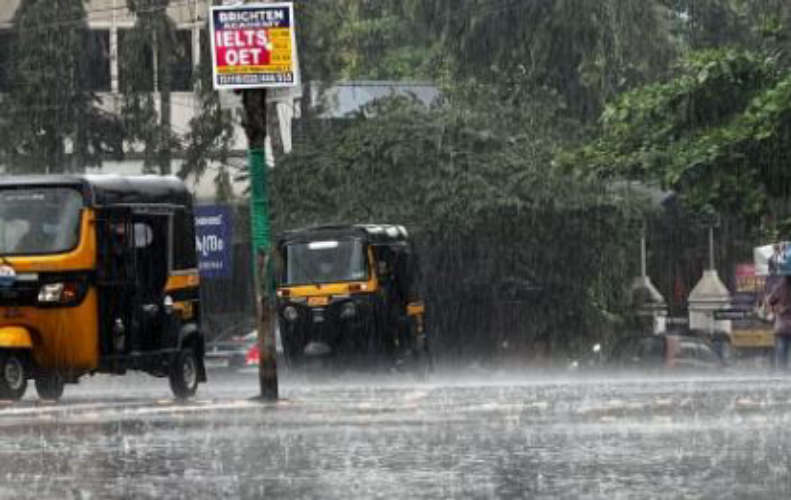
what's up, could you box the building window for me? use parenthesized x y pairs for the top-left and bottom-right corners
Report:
(84, 29), (111, 91)
(118, 28), (155, 92)
(119, 28), (194, 92)
(169, 29), (194, 91)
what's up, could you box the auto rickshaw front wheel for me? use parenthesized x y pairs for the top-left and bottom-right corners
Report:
(34, 373), (64, 401)
(0, 350), (28, 400)
(169, 347), (199, 399)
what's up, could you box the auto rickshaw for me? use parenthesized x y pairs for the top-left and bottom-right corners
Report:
(0, 175), (206, 400)
(275, 224), (431, 373)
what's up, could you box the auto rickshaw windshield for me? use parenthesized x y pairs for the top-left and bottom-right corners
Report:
(284, 239), (367, 285)
(0, 187), (84, 255)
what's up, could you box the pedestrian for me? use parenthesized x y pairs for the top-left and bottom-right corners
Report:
(768, 274), (791, 371)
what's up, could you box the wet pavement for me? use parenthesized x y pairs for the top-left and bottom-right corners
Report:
(1, 368), (791, 499)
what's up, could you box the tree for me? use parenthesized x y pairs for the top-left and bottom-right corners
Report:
(262, 1), (677, 358)
(0, 0), (122, 174)
(668, 0), (791, 60)
(283, 0), (438, 83)
(271, 78), (645, 359)
(413, 0), (677, 124)
(121, 0), (181, 175)
(553, 3), (791, 310)
(179, 24), (236, 199)
(557, 48), (791, 229)
(330, 0), (439, 80)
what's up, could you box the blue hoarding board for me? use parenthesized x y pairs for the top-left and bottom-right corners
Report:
(195, 205), (233, 279)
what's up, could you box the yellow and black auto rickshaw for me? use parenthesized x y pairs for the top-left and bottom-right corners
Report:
(276, 224), (430, 372)
(0, 175), (206, 400)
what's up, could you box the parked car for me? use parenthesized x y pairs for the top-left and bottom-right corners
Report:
(204, 331), (258, 370)
(206, 324), (284, 369)
(607, 334), (725, 372)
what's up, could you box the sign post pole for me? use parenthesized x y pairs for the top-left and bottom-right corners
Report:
(249, 148), (278, 400)
(209, 1), (299, 400)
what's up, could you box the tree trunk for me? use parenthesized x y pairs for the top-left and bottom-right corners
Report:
(159, 69), (172, 175)
(243, 88), (279, 401)
(242, 90), (268, 149)
(157, 14), (172, 175)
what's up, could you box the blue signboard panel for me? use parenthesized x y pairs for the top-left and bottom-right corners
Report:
(195, 205), (233, 278)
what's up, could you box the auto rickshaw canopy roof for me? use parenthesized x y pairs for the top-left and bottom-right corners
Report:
(0, 174), (192, 208)
(278, 224), (410, 248)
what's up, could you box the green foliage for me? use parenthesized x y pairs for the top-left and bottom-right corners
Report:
(414, 0), (677, 123)
(294, 0), (439, 82)
(668, 0), (791, 59)
(270, 80), (645, 358)
(186, 0), (791, 357)
(560, 47), (791, 224)
(332, 0), (440, 80)
(179, 25), (236, 197)
(0, 0), (123, 173)
(120, 0), (180, 175)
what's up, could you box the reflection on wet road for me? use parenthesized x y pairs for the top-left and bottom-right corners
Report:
(1, 370), (790, 499)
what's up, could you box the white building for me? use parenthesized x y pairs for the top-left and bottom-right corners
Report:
(0, 0), (295, 201)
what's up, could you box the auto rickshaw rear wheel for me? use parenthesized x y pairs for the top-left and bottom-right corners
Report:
(169, 347), (199, 399)
(34, 373), (64, 401)
(0, 351), (28, 400)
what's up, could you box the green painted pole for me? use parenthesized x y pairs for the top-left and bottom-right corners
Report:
(249, 148), (278, 400)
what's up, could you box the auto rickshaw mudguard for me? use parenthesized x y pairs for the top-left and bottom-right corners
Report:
(0, 326), (33, 349)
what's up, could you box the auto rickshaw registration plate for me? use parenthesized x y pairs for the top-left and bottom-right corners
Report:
(308, 296), (329, 306)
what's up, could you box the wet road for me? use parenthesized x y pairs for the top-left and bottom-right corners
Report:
(1, 369), (791, 499)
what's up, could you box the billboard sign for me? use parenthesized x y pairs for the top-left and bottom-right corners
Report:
(734, 263), (763, 293)
(209, 2), (299, 89)
(195, 205), (233, 279)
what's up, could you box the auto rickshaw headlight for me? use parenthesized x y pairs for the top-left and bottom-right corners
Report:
(283, 305), (299, 322)
(37, 282), (82, 304)
(38, 283), (65, 303)
(340, 301), (356, 319)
